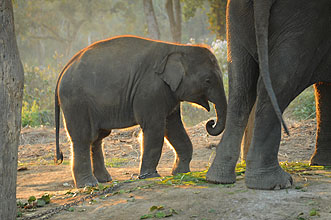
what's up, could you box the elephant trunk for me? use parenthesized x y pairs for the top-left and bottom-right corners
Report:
(206, 89), (227, 136)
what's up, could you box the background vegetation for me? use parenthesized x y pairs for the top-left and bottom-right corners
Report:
(14, 0), (315, 128)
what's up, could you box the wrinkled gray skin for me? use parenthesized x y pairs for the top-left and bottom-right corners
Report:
(55, 36), (227, 188)
(207, 0), (331, 190)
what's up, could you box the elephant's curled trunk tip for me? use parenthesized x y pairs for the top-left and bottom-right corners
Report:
(55, 151), (64, 165)
(206, 118), (225, 136)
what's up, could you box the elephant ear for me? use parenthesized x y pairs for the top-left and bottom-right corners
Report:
(155, 53), (185, 92)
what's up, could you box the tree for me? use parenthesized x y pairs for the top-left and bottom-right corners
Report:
(165, 0), (182, 42)
(0, 0), (24, 219)
(143, 0), (161, 39)
(182, 0), (227, 39)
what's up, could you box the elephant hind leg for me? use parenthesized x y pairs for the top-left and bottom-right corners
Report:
(62, 103), (98, 187)
(244, 81), (294, 189)
(91, 129), (112, 183)
(310, 82), (331, 166)
(165, 106), (192, 175)
(71, 140), (98, 188)
(206, 48), (258, 184)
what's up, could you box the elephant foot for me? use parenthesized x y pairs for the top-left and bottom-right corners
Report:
(171, 163), (190, 176)
(245, 165), (293, 190)
(94, 170), (112, 183)
(75, 175), (98, 188)
(206, 161), (236, 184)
(139, 171), (161, 179)
(310, 151), (331, 166)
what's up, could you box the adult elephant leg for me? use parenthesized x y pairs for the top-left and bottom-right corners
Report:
(165, 105), (192, 175)
(245, 86), (292, 190)
(206, 48), (258, 184)
(139, 123), (165, 178)
(310, 82), (331, 166)
(91, 130), (112, 183)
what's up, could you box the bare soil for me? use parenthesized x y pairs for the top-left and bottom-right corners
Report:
(17, 119), (331, 220)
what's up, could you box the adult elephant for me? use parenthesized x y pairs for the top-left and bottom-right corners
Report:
(55, 35), (227, 188)
(207, 0), (331, 189)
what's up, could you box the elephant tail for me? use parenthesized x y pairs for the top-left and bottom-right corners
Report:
(55, 82), (63, 164)
(54, 49), (84, 164)
(253, 0), (289, 135)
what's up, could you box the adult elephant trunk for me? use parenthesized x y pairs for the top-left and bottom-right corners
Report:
(206, 86), (227, 136)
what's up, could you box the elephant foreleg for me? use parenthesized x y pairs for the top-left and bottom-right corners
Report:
(310, 82), (331, 166)
(91, 131), (112, 183)
(206, 48), (258, 184)
(165, 106), (192, 175)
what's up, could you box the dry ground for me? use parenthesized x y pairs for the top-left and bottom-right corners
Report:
(17, 119), (331, 220)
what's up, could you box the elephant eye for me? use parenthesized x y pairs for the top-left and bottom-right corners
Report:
(205, 78), (211, 84)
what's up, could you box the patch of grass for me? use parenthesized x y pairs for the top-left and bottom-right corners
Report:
(105, 158), (129, 168)
(17, 159), (70, 167)
(309, 208), (319, 217)
(140, 205), (177, 219)
(157, 163), (247, 187)
(234, 161), (330, 177)
(235, 161), (246, 176)
(280, 161), (330, 174)
(158, 171), (208, 186)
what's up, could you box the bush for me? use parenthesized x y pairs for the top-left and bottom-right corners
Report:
(22, 64), (59, 127)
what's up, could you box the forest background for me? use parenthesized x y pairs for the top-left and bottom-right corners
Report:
(13, 0), (315, 128)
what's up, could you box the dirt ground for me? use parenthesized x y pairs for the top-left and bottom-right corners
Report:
(17, 119), (331, 220)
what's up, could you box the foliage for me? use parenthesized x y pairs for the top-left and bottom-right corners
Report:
(14, 0), (214, 66)
(182, 0), (227, 39)
(159, 171), (208, 186)
(287, 86), (316, 120)
(17, 193), (51, 217)
(206, 0), (227, 38)
(21, 63), (60, 127)
(157, 163), (246, 187)
(140, 205), (177, 219)
(105, 158), (129, 168)
(280, 161), (330, 174)
(181, 0), (205, 21)
(309, 208), (319, 217)
(15, 1), (315, 128)
(155, 162), (330, 188)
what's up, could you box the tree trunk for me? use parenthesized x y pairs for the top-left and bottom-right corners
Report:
(143, 0), (161, 40)
(208, 0), (227, 39)
(0, 0), (24, 219)
(165, 0), (182, 43)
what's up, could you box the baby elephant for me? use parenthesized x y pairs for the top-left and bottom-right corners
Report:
(55, 35), (227, 187)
